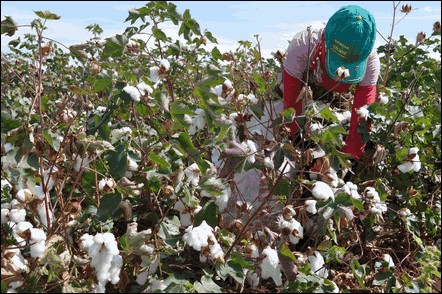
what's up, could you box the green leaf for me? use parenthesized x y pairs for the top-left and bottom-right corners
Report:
(211, 47), (222, 60)
(319, 106), (339, 123)
(279, 242), (298, 262)
(102, 34), (129, 58)
(194, 200), (217, 227)
(175, 132), (197, 152)
(1, 16), (18, 36)
(215, 260), (244, 283)
(42, 128), (61, 151)
(152, 28), (168, 42)
(96, 192), (122, 221)
(69, 45), (88, 64)
(148, 151), (171, 174)
(270, 108), (295, 127)
(230, 252), (254, 270)
(34, 10), (61, 20)
(106, 144), (127, 178)
(194, 275), (222, 293)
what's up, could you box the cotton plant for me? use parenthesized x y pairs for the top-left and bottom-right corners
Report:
(80, 232), (123, 293)
(397, 147), (422, 173)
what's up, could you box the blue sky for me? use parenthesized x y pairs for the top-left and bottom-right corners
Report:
(1, 1), (441, 58)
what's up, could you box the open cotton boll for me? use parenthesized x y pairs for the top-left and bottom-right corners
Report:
(9, 209), (26, 223)
(137, 82), (153, 96)
(29, 228), (47, 258)
(260, 246), (282, 286)
(36, 202), (53, 228)
(1, 208), (10, 224)
(278, 217), (304, 245)
(123, 85), (141, 102)
(308, 251), (328, 278)
(150, 66), (160, 83)
(305, 200), (317, 214)
(312, 181), (334, 200)
(182, 220), (215, 251)
(241, 140), (257, 164)
(5, 248), (28, 271)
(16, 188), (32, 203)
(356, 105), (370, 120)
(159, 59), (170, 71)
(214, 187), (231, 213)
(189, 108), (206, 135)
(184, 163), (201, 187)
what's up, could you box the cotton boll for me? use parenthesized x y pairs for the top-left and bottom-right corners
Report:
(150, 66), (160, 83)
(260, 246), (282, 286)
(398, 162), (413, 173)
(30, 240), (46, 258)
(123, 85), (141, 102)
(223, 79), (233, 90)
(9, 209), (26, 223)
(80, 233), (94, 251)
(278, 217), (304, 245)
(356, 106), (369, 120)
(312, 181), (334, 200)
(246, 270), (260, 288)
(36, 201), (53, 228)
(160, 59), (170, 71)
(6, 248), (28, 271)
(209, 241), (225, 261)
(16, 188), (33, 203)
(137, 82), (153, 96)
(1, 208), (10, 224)
(182, 220), (215, 251)
(109, 255), (123, 284)
(127, 157), (138, 171)
(242, 140), (257, 164)
(382, 254), (395, 268)
(214, 187), (231, 213)
(305, 200), (317, 214)
(308, 251), (328, 278)
(184, 163), (201, 187)
(264, 156), (275, 169)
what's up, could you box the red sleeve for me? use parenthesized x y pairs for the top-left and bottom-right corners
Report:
(342, 84), (377, 160)
(283, 69), (304, 136)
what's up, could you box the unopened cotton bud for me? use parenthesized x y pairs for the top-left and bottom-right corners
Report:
(416, 32), (426, 45)
(400, 4), (412, 13)
(433, 21), (441, 32)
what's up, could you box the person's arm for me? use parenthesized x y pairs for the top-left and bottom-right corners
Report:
(342, 50), (380, 160)
(341, 84), (376, 160)
(283, 69), (304, 136)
